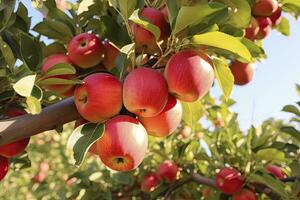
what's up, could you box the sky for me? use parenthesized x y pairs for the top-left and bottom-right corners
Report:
(22, 0), (300, 130)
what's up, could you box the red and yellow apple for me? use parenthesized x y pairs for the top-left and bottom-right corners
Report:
(68, 33), (104, 68)
(232, 189), (257, 200)
(74, 73), (122, 123)
(230, 61), (255, 86)
(245, 17), (259, 40)
(0, 108), (30, 158)
(41, 54), (76, 94)
(156, 160), (178, 182)
(139, 95), (182, 137)
(268, 7), (282, 26)
(252, 0), (279, 17)
(102, 39), (119, 70)
(97, 115), (148, 171)
(0, 156), (9, 181)
(123, 67), (168, 117)
(141, 172), (159, 192)
(216, 167), (244, 194)
(266, 165), (287, 179)
(255, 17), (272, 40)
(165, 50), (214, 102)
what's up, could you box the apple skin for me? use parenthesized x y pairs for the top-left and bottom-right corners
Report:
(254, 17), (272, 40)
(245, 17), (259, 40)
(252, 0), (279, 17)
(164, 50), (214, 102)
(266, 165), (287, 179)
(123, 67), (168, 118)
(132, 7), (170, 53)
(97, 115), (148, 171)
(141, 172), (159, 192)
(216, 167), (244, 194)
(0, 108), (30, 158)
(268, 7), (282, 26)
(232, 189), (257, 200)
(102, 39), (119, 70)
(156, 160), (178, 182)
(74, 73), (123, 123)
(230, 61), (255, 86)
(0, 156), (9, 181)
(41, 54), (76, 94)
(160, 6), (169, 22)
(139, 95), (182, 137)
(68, 33), (104, 68)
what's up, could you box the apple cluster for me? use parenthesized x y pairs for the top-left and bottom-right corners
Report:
(0, 108), (30, 181)
(215, 164), (286, 199)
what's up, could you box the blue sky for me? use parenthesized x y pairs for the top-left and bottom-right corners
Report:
(23, 1), (300, 130)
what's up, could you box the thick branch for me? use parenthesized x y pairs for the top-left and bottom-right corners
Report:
(0, 97), (80, 145)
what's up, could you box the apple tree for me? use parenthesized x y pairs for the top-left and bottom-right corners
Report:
(0, 0), (300, 199)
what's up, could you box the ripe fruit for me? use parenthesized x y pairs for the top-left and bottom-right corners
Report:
(0, 156), (8, 181)
(268, 7), (282, 26)
(230, 61), (255, 85)
(0, 108), (30, 158)
(68, 33), (104, 68)
(160, 6), (169, 22)
(102, 39), (119, 70)
(216, 167), (244, 194)
(266, 165), (287, 179)
(74, 73), (123, 123)
(139, 95), (182, 137)
(132, 7), (170, 52)
(255, 17), (272, 40)
(41, 54), (75, 94)
(97, 115), (148, 171)
(245, 17), (259, 40)
(165, 50), (214, 102)
(123, 67), (168, 117)
(232, 189), (257, 200)
(156, 160), (178, 182)
(252, 0), (279, 17)
(141, 172), (159, 192)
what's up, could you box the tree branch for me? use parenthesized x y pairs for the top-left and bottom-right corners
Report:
(0, 97), (81, 145)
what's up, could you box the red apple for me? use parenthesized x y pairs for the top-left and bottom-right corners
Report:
(0, 108), (30, 158)
(252, 0), (279, 17)
(230, 61), (255, 86)
(123, 67), (168, 117)
(255, 17), (272, 40)
(132, 7), (170, 52)
(41, 54), (76, 94)
(68, 33), (104, 68)
(160, 6), (169, 22)
(266, 165), (287, 179)
(268, 7), (282, 26)
(97, 115), (148, 171)
(139, 95), (182, 137)
(156, 160), (178, 182)
(141, 172), (159, 192)
(74, 73), (123, 123)
(232, 189), (257, 200)
(165, 50), (214, 102)
(245, 17), (259, 40)
(216, 167), (244, 194)
(102, 39), (119, 70)
(0, 156), (8, 181)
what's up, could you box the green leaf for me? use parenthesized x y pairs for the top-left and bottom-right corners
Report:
(212, 58), (234, 99)
(115, 43), (135, 79)
(282, 105), (300, 117)
(249, 174), (289, 198)
(173, 2), (226, 34)
(129, 9), (160, 40)
(281, 0), (300, 17)
(15, 2), (31, 32)
(10, 152), (31, 171)
(181, 100), (204, 131)
(67, 123), (104, 166)
(112, 172), (134, 185)
(0, 36), (15, 71)
(43, 63), (76, 78)
(0, 0), (16, 32)
(13, 74), (36, 97)
(166, 0), (179, 28)
(296, 84), (300, 96)
(240, 38), (265, 59)
(31, 85), (43, 101)
(276, 17), (290, 36)
(38, 78), (82, 86)
(44, 42), (67, 57)
(256, 148), (285, 162)
(26, 96), (41, 114)
(191, 32), (252, 62)
(108, 0), (137, 20)
(280, 126), (300, 142)
(20, 33), (43, 71)
(47, 8), (75, 35)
